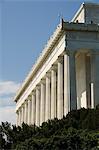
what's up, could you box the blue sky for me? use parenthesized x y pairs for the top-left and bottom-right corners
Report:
(0, 0), (99, 124)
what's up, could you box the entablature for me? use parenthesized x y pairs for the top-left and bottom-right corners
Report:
(14, 20), (99, 103)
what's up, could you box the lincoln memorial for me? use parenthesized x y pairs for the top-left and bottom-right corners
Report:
(14, 2), (99, 126)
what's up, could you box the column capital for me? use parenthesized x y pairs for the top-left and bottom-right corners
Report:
(46, 71), (51, 78)
(28, 95), (32, 101)
(64, 49), (76, 56)
(57, 56), (63, 63)
(36, 85), (40, 90)
(25, 99), (28, 104)
(41, 78), (46, 84)
(51, 64), (57, 71)
(32, 90), (36, 95)
(21, 103), (24, 107)
(19, 106), (21, 111)
(63, 49), (69, 55)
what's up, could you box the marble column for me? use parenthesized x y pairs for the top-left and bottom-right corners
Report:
(64, 52), (70, 116)
(20, 109), (22, 126)
(27, 96), (31, 125)
(21, 105), (24, 124)
(18, 108), (21, 126)
(31, 91), (36, 125)
(69, 51), (77, 110)
(21, 107), (22, 125)
(24, 100), (27, 124)
(16, 111), (19, 126)
(91, 83), (94, 109)
(57, 56), (63, 119)
(91, 51), (99, 108)
(45, 72), (51, 121)
(40, 79), (45, 125)
(86, 55), (91, 108)
(51, 65), (57, 119)
(36, 85), (40, 126)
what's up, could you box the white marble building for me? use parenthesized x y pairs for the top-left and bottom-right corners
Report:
(14, 2), (99, 126)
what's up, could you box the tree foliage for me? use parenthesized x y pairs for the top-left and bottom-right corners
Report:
(0, 107), (99, 149)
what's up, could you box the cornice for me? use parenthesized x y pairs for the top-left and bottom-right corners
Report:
(14, 19), (99, 102)
(62, 22), (99, 32)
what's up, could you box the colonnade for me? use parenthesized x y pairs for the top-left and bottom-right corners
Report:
(16, 51), (77, 126)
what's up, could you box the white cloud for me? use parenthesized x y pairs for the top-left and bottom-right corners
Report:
(0, 106), (16, 124)
(0, 81), (20, 124)
(0, 80), (20, 107)
(0, 81), (20, 96)
(0, 96), (15, 107)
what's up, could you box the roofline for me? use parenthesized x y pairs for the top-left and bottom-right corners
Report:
(71, 2), (84, 22)
(14, 20), (99, 102)
(71, 2), (99, 22)
(14, 19), (63, 102)
(14, 1), (99, 102)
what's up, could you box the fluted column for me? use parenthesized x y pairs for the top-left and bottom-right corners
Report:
(24, 100), (28, 124)
(91, 51), (99, 108)
(64, 52), (70, 116)
(18, 108), (21, 126)
(21, 105), (24, 124)
(57, 56), (63, 119)
(20, 108), (22, 126)
(36, 85), (40, 126)
(69, 51), (77, 110)
(40, 79), (45, 125)
(16, 111), (19, 126)
(27, 96), (31, 125)
(51, 65), (57, 119)
(31, 91), (36, 125)
(45, 72), (51, 121)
